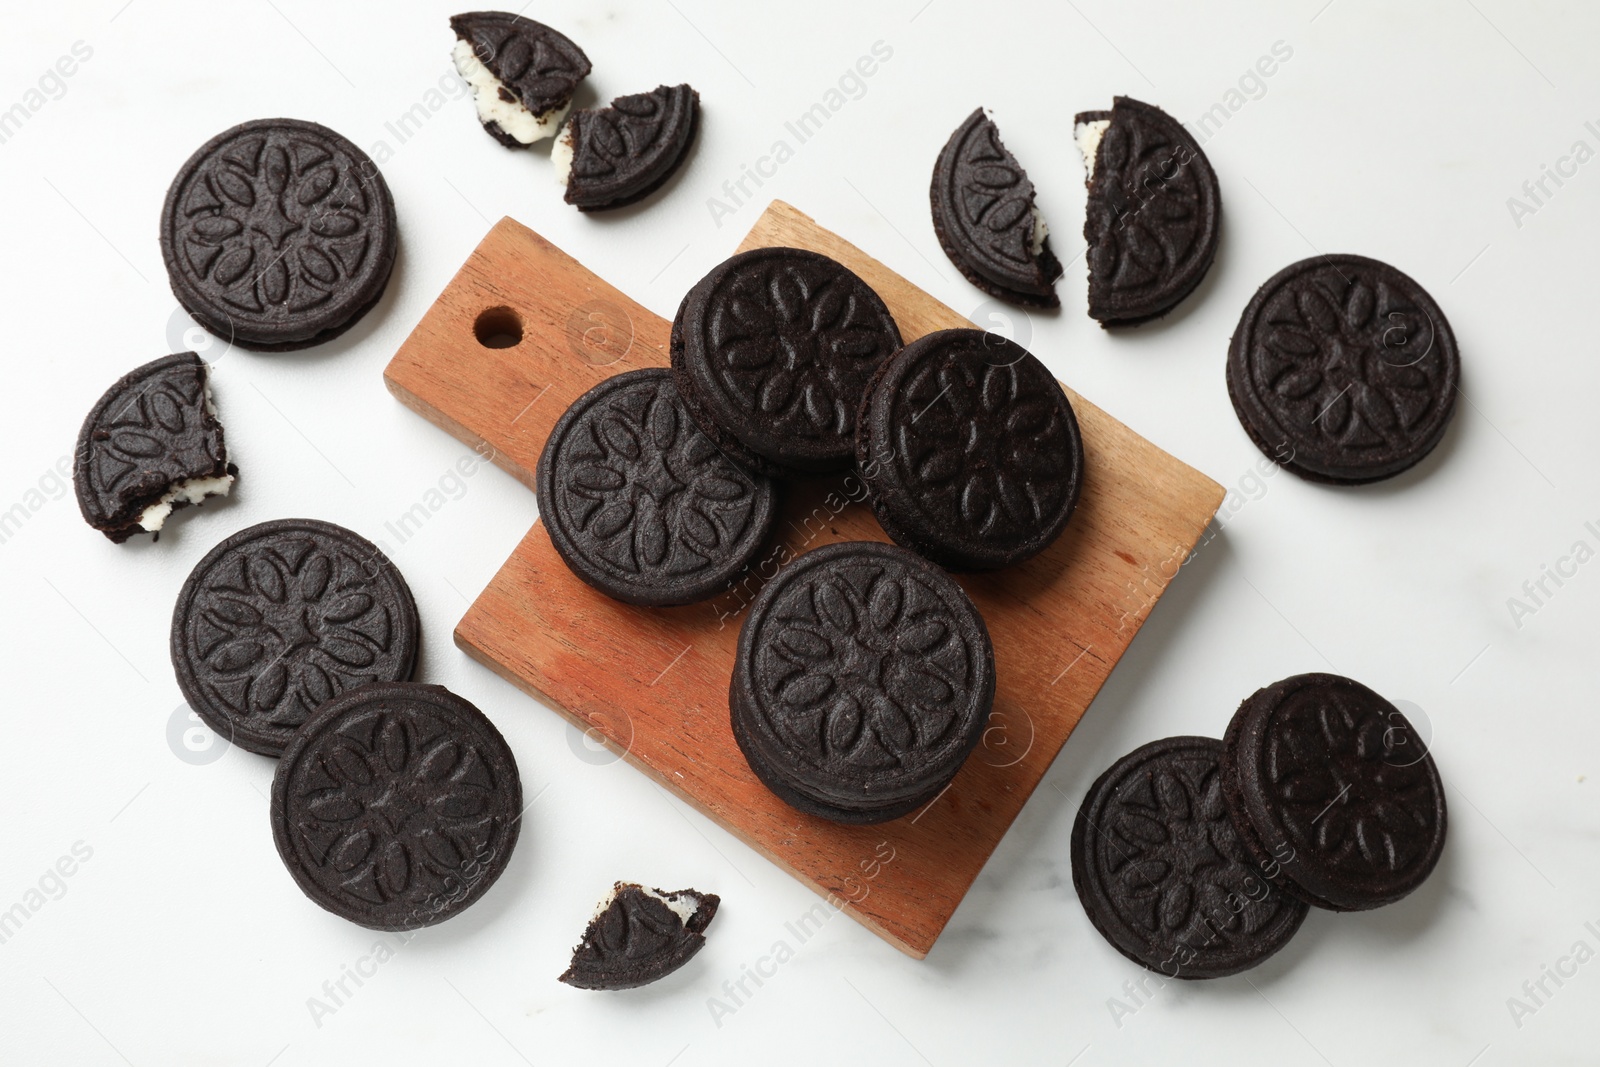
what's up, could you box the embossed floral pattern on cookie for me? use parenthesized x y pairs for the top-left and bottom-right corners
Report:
(272, 683), (520, 930)
(172, 519), (418, 756)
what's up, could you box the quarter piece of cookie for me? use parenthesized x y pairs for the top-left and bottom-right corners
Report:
(271, 682), (521, 930)
(672, 247), (903, 477)
(730, 541), (995, 824)
(931, 108), (1063, 308)
(1226, 254), (1459, 484)
(536, 369), (777, 607)
(855, 329), (1084, 571)
(560, 883), (720, 990)
(171, 519), (420, 756)
(1075, 97), (1221, 326)
(74, 352), (233, 543)
(1072, 736), (1309, 979)
(450, 11), (590, 147)
(553, 84), (699, 211)
(160, 119), (398, 351)
(1220, 673), (1448, 911)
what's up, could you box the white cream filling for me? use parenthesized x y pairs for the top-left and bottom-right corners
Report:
(138, 372), (232, 532)
(589, 883), (703, 927)
(138, 474), (233, 531)
(452, 39), (568, 144)
(1074, 118), (1111, 173)
(1031, 207), (1049, 256)
(551, 123), (575, 186)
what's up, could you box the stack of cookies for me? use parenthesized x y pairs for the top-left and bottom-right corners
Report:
(538, 244), (1088, 825)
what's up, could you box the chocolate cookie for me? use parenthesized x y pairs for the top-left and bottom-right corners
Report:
(537, 369), (777, 606)
(171, 519), (420, 756)
(555, 84), (699, 211)
(672, 247), (903, 477)
(730, 541), (995, 824)
(1227, 255), (1459, 484)
(271, 682), (521, 930)
(856, 329), (1084, 571)
(450, 11), (590, 147)
(1072, 736), (1309, 979)
(74, 353), (233, 543)
(930, 108), (1063, 308)
(161, 119), (398, 351)
(1221, 674), (1447, 912)
(560, 883), (720, 990)
(1075, 97), (1221, 326)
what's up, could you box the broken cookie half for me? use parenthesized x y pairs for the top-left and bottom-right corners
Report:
(1076, 96), (1221, 326)
(553, 84), (700, 211)
(931, 108), (1063, 308)
(74, 352), (234, 543)
(559, 882), (719, 990)
(450, 11), (591, 148)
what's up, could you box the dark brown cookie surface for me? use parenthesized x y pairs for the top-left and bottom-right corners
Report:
(1072, 736), (1309, 979)
(560, 883), (720, 990)
(160, 119), (397, 351)
(856, 329), (1083, 571)
(1227, 255), (1459, 484)
(1221, 673), (1448, 911)
(271, 682), (521, 930)
(1078, 97), (1220, 326)
(672, 247), (903, 477)
(171, 519), (420, 756)
(731, 541), (994, 824)
(536, 369), (777, 607)
(449, 11), (590, 147)
(930, 108), (1062, 308)
(561, 84), (699, 211)
(74, 353), (232, 543)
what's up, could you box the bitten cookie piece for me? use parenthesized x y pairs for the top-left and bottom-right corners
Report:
(931, 108), (1062, 307)
(450, 11), (590, 147)
(560, 883), (720, 990)
(1075, 97), (1221, 327)
(74, 353), (234, 543)
(554, 84), (699, 210)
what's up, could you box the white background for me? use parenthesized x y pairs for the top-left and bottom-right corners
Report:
(2, 1), (1596, 1063)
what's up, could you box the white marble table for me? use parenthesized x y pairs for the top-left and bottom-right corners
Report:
(2, 0), (1595, 1063)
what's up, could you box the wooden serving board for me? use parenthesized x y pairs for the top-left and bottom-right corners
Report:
(384, 201), (1223, 957)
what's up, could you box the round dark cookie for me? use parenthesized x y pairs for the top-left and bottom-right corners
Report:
(1078, 97), (1221, 326)
(855, 329), (1084, 571)
(74, 352), (232, 543)
(930, 108), (1063, 308)
(730, 541), (995, 824)
(160, 118), (398, 352)
(1071, 736), (1309, 979)
(563, 84), (699, 211)
(171, 519), (420, 756)
(1220, 673), (1448, 911)
(671, 247), (903, 478)
(536, 369), (777, 607)
(271, 682), (521, 930)
(1227, 254), (1459, 484)
(449, 11), (590, 148)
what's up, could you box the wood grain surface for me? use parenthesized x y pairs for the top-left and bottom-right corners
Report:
(383, 201), (1224, 957)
